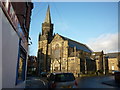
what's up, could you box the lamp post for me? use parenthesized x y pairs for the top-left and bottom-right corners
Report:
(84, 58), (87, 74)
(60, 57), (61, 71)
(66, 46), (69, 72)
(103, 54), (107, 75)
(67, 58), (68, 72)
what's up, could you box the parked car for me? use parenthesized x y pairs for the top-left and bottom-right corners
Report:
(114, 71), (120, 83)
(47, 72), (78, 88)
(40, 72), (48, 77)
(111, 70), (120, 75)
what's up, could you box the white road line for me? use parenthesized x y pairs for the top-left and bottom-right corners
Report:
(39, 79), (46, 86)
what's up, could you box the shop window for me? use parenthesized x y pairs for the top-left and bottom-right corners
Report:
(16, 44), (27, 85)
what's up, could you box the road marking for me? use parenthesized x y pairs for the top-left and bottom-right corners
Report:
(39, 79), (46, 86)
(29, 78), (46, 86)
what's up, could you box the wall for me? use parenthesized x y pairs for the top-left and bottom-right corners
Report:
(0, 8), (2, 90)
(68, 57), (80, 76)
(108, 58), (119, 72)
(2, 10), (25, 88)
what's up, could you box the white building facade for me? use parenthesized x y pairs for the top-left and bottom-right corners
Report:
(0, 1), (33, 88)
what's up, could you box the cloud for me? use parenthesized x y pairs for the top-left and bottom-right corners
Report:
(87, 33), (119, 53)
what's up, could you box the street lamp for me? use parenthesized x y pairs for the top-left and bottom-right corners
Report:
(103, 54), (108, 75)
(66, 46), (69, 72)
(84, 58), (87, 74)
(60, 57), (61, 71)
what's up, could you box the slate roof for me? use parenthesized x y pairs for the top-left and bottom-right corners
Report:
(106, 52), (120, 58)
(58, 34), (93, 53)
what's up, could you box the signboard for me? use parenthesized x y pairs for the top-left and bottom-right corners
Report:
(1, 1), (28, 50)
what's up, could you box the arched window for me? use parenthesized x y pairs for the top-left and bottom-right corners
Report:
(54, 44), (60, 59)
(55, 44), (59, 49)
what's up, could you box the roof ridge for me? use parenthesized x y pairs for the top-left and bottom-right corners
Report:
(58, 34), (85, 45)
(56, 34), (93, 53)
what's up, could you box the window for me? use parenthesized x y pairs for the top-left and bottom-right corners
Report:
(18, 57), (24, 80)
(16, 43), (27, 85)
(71, 59), (74, 60)
(54, 73), (75, 82)
(18, 48), (26, 81)
(55, 44), (59, 49)
(54, 44), (60, 59)
(62, 67), (65, 70)
(112, 66), (115, 70)
(54, 67), (58, 71)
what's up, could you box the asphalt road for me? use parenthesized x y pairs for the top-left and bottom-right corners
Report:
(26, 75), (120, 89)
(26, 77), (48, 88)
(77, 75), (119, 88)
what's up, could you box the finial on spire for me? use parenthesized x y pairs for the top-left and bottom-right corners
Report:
(44, 5), (51, 23)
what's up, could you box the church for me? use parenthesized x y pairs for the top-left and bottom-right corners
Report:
(37, 6), (96, 76)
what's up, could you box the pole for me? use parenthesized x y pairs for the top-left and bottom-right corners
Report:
(66, 57), (68, 72)
(85, 59), (87, 74)
(103, 55), (106, 75)
(51, 59), (53, 73)
(67, 59), (68, 72)
(60, 57), (61, 71)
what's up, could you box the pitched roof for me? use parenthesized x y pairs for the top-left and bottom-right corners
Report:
(58, 34), (93, 53)
(106, 52), (120, 58)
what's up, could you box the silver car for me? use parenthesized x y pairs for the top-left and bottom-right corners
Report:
(47, 72), (78, 88)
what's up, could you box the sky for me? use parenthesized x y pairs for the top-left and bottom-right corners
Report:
(29, 2), (119, 56)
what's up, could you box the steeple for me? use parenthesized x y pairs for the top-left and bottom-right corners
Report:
(44, 5), (51, 23)
(38, 32), (41, 41)
(41, 5), (53, 42)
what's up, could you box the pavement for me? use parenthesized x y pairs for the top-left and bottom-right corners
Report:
(25, 76), (48, 88)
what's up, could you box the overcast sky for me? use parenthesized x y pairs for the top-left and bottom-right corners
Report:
(29, 2), (119, 56)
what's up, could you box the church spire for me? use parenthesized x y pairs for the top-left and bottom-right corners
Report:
(38, 32), (41, 41)
(44, 5), (51, 23)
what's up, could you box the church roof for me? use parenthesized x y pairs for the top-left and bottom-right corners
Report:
(44, 5), (51, 23)
(58, 34), (93, 53)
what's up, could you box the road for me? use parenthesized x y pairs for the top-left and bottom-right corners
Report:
(77, 75), (119, 88)
(26, 77), (48, 88)
(25, 75), (120, 88)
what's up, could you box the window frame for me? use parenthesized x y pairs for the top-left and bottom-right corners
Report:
(15, 39), (27, 85)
